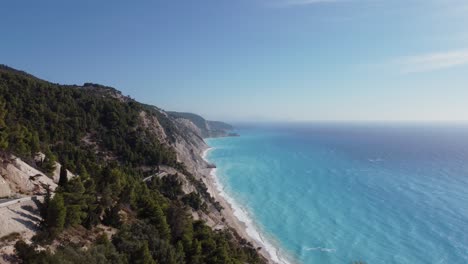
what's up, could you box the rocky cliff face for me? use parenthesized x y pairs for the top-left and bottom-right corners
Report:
(168, 111), (235, 138)
(172, 117), (210, 176)
(137, 107), (232, 228)
(139, 107), (212, 178)
(0, 154), (57, 198)
(0, 176), (11, 198)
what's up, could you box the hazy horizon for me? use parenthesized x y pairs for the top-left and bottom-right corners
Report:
(1, 0), (468, 122)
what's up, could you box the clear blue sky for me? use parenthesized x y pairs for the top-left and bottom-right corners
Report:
(1, 0), (468, 122)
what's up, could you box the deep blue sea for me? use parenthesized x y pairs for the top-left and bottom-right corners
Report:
(205, 123), (468, 264)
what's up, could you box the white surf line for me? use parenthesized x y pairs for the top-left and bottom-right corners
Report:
(304, 247), (336, 253)
(202, 146), (294, 264)
(201, 147), (212, 160)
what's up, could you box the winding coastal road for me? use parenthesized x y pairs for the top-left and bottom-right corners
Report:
(0, 196), (37, 209)
(142, 171), (167, 182)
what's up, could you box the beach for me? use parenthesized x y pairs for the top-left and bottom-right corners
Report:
(200, 124), (468, 264)
(201, 147), (292, 264)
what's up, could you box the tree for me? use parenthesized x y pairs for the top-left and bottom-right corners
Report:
(83, 203), (102, 229)
(62, 178), (87, 227)
(6, 124), (29, 155)
(189, 239), (203, 264)
(0, 99), (8, 149)
(138, 198), (171, 240)
(134, 242), (157, 264)
(45, 193), (66, 237)
(14, 240), (50, 263)
(103, 204), (122, 228)
(166, 203), (193, 248)
(40, 186), (52, 223)
(41, 149), (57, 174)
(160, 175), (183, 200)
(182, 192), (202, 210)
(59, 165), (68, 187)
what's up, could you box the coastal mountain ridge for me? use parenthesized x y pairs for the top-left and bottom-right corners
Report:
(0, 65), (267, 263)
(168, 111), (235, 138)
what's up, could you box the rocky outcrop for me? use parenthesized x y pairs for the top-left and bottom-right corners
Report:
(172, 118), (210, 177)
(139, 107), (210, 178)
(139, 111), (169, 144)
(0, 154), (57, 197)
(0, 176), (11, 198)
(51, 163), (75, 184)
(34, 153), (75, 185)
(0, 197), (42, 258)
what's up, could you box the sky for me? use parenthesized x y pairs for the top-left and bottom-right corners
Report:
(1, 0), (468, 122)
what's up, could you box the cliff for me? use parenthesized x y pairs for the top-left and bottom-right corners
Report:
(0, 65), (266, 264)
(168, 111), (235, 138)
(0, 154), (57, 197)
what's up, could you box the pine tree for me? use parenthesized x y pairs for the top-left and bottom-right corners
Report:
(40, 186), (52, 222)
(103, 204), (122, 228)
(135, 242), (157, 264)
(139, 198), (171, 240)
(0, 99), (8, 150)
(189, 239), (203, 264)
(46, 193), (66, 237)
(41, 149), (57, 174)
(175, 241), (186, 264)
(59, 165), (68, 187)
(63, 178), (87, 227)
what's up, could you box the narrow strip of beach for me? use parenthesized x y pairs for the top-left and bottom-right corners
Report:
(201, 147), (293, 264)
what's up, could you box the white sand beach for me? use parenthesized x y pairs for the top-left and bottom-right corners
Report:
(201, 147), (293, 264)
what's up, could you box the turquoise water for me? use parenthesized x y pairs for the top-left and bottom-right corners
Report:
(205, 123), (468, 264)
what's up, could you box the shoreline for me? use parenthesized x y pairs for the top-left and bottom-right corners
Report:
(201, 146), (294, 264)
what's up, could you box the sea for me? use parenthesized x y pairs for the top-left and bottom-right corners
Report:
(204, 122), (468, 264)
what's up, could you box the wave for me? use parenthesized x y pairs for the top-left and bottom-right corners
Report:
(304, 247), (336, 253)
(202, 147), (294, 264)
(368, 158), (384, 163)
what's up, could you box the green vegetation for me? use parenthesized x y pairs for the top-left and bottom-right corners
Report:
(168, 112), (209, 133)
(15, 235), (125, 264)
(0, 65), (178, 169)
(59, 165), (68, 186)
(39, 150), (57, 174)
(0, 65), (264, 264)
(207, 120), (234, 132)
(44, 193), (66, 237)
(182, 192), (204, 211)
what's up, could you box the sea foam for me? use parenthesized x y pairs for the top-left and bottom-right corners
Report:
(203, 124), (468, 264)
(202, 147), (294, 264)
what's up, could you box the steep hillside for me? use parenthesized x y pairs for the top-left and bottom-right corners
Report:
(0, 65), (265, 264)
(168, 111), (236, 138)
